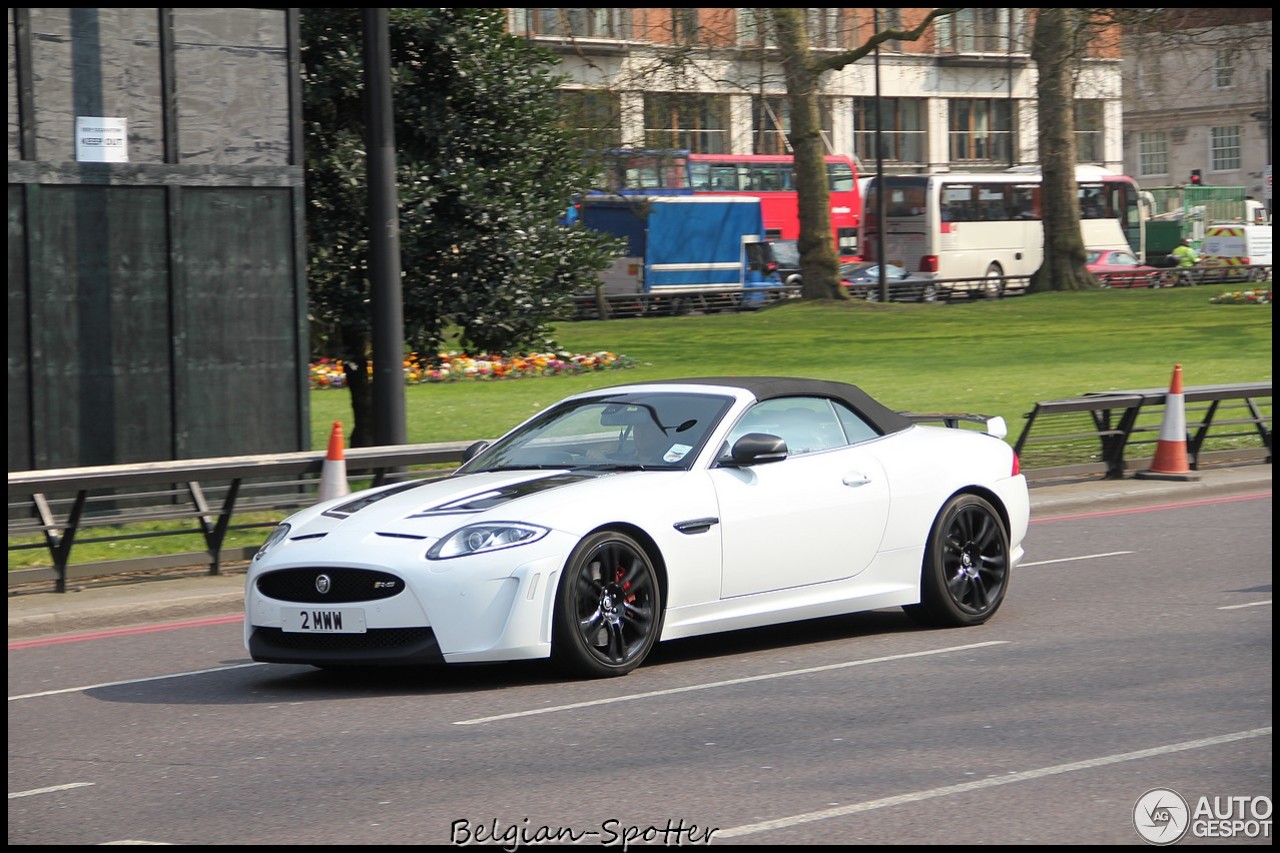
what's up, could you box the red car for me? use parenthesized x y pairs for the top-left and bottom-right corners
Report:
(1086, 249), (1167, 288)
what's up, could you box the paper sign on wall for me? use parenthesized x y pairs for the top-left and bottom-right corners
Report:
(76, 116), (129, 162)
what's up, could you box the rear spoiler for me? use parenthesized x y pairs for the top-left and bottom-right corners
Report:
(899, 411), (1008, 440)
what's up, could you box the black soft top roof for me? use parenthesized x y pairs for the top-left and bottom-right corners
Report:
(620, 376), (914, 436)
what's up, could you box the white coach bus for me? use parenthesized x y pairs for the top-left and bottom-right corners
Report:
(859, 166), (1147, 297)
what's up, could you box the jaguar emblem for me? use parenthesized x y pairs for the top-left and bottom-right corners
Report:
(315, 573), (331, 594)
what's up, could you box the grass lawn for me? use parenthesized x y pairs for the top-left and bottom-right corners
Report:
(310, 285), (1273, 448)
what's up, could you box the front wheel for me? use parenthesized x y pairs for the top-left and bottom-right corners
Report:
(552, 532), (663, 678)
(905, 494), (1010, 627)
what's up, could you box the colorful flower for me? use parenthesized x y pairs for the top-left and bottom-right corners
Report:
(1209, 289), (1272, 305)
(309, 350), (635, 389)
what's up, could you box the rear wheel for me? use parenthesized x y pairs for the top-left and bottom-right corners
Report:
(865, 287), (882, 303)
(905, 494), (1010, 627)
(918, 284), (939, 303)
(980, 264), (1004, 299)
(552, 532), (662, 678)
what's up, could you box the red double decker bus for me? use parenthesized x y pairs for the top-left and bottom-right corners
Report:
(595, 150), (863, 260)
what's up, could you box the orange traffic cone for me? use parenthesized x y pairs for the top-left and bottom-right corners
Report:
(1136, 364), (1200, 481)
(317, 421), (351, 502)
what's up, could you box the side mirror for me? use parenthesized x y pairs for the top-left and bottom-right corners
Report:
(726, 432), (788, 466)
(462, 440), (490, 463)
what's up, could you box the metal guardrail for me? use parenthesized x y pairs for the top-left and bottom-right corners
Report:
(570, 267), (1272, 319)
(9, 384), (1272, 592)
(1014, 382), (1272, 479)
(569, 274), (1036, 319)
(1159, 263), (1273, 288)
(8, 442), (478, 592)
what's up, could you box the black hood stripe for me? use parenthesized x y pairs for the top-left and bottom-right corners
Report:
(322, 477), (444, 518)
(407, 472), (601, 517)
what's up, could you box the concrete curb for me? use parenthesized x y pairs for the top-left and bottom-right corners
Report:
(9, 579), (247, 642)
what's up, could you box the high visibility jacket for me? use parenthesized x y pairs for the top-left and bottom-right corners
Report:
(1171, 245), (1199, 267)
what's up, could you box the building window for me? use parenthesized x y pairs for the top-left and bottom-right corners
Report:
(644, 92), (730, 153)
(936, 9), (1028, 54)
(948, 98), (1014, 164)
(1138, 132), (1169, 178)
(738, 8), (773, 47)
(751, 96), (835, 155)
(1210, 126), (1241, 171)
(555, 90), (622, 150)
(740, 9), (848, 49)
(671, 8), (700, 45)
(852, 97), (926, 165)
(1074, 100), (1104, 164)
(806, 8), (847, 50)
(511, 8), (632, 40)
(1214, 49), (1237, 89)
(871, 8), (902, 52)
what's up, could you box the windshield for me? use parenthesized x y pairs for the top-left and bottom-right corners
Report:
(458, 391), (734, 473)
(772, 240), (800, 267)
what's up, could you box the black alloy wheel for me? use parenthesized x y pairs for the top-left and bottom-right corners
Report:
(552, 532), (662, 677)
(905, 494), (1010, 627)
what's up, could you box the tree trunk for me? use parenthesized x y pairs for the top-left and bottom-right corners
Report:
(771, 9), (847, 301)
(343, 356), (376, 448)
(1029, 8), (1097, 293)
(340, 318), (373, 445)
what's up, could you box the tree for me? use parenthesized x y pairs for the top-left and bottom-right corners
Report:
(555, 10), (1178, 298)
(767, 9), (959, 301)
(303, 9), (619, 445)
(1027, 8), (1096, 294)
(562, 10), (958, 301)
(1027, 8), (1272, 292)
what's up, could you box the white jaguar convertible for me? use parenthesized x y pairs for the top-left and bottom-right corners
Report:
(245, 377), (1029, 678)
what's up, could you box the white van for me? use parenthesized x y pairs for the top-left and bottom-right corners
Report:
(1199, 224), (1272, 282)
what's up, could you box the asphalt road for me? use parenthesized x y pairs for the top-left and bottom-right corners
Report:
(7, 464), (1272, 846)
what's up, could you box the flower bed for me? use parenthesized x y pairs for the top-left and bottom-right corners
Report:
(310, 351), (635, 389)
(1209, 289), (1272, 305)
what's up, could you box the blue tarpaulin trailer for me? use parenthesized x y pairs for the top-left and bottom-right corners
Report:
(579, 195), (780, 296)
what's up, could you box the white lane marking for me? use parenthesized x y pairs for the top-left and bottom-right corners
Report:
(717, 727), (1273, 838)
(8, 663), (265, 702)
(1020, 551), (1133, 567)
(454, 641), (1009, 725)
(9, 782), (95, 799)
(1218, 599), (1272, 610)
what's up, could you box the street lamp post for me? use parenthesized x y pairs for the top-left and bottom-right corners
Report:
(363, 8), (407, 447)
(874, 9), (887, 303)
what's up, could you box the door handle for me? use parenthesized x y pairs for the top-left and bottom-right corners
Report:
(842, 471), (872, 487)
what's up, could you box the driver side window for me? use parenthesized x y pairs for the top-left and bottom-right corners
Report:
(726, 398), (846, 455)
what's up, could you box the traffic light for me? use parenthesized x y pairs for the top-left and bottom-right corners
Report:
(1189, 169), (1202, 186)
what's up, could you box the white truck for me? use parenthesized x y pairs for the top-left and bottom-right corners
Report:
(1198, 224), (1273, 283)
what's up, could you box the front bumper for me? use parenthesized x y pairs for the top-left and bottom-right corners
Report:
(244, 535), (574, 666)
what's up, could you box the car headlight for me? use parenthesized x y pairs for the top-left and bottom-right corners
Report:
(426, 522), (549, 560)
(252, 523), (291, 562)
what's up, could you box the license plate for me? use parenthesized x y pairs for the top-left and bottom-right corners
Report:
(281, 607), (367, 634)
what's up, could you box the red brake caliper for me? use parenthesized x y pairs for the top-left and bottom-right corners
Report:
(617, 565), (635, 607)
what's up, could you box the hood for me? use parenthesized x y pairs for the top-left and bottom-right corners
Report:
(279, 469), (625, 543)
